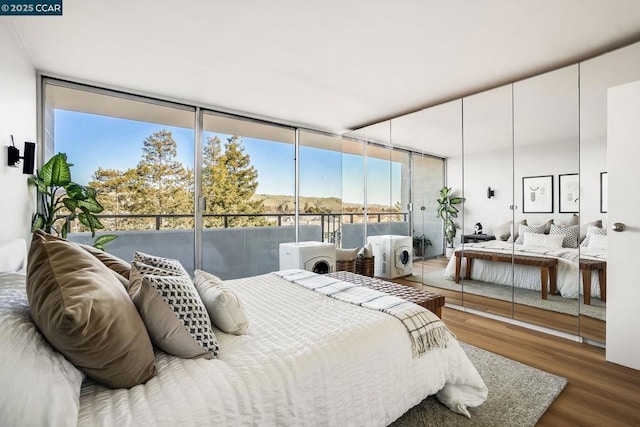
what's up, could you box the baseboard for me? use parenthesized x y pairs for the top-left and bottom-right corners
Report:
(445, 302), (582, 342)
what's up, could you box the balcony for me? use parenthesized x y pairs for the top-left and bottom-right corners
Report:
(67, 212), (412, 279)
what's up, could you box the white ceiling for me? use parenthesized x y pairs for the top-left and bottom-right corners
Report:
(6, 0), (640, 134)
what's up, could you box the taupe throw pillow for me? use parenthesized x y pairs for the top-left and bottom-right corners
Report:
(26, 230), (156, 388)
(34, 231), (131, 287)
(130, 261), (219, 359)
(77, 242), (131, 279)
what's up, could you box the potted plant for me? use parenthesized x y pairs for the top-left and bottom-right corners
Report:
(437, 186), (462, 257)
(29, 152), (117, 250)
(413, 233), (432, 258)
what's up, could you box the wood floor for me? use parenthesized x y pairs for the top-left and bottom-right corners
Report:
(441, 306), (640, 425)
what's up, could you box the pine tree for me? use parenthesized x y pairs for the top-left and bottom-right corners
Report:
(202, 135), (265, 227)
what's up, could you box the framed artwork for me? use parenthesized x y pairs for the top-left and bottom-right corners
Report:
(600, 172), (608, 213)
(522, 175), (554, 213)
(559, 173), (579, 213)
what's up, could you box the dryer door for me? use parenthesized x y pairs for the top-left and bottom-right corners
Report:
(396, 248), (411, 268)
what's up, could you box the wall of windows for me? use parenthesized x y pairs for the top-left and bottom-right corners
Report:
(41, 77), (445, 278)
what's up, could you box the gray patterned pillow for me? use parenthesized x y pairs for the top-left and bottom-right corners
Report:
(133, 251), (188, 276)
(130, 261), (219, 359)
(514, 223), (546, 244)
(549, 224), (579, 248)
(581, 225), (607, 247)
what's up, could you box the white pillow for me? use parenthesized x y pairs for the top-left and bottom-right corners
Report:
(514, 223), (546, 244)
(581, 225), (607, 247)
(588, 234), (608, 250)
(193, 269), (224, 289)
(579, 220), (603, 243)
(0, 273), (83, 427)
(522, 232), (564, 249)
(200, 286), (249, 335)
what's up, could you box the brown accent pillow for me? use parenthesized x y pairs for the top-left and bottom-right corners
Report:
(26, 231), (156, 388)
(33, 231), (131, 285)
(77, 243), (131, 279)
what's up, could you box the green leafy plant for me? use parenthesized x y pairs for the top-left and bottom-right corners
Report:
(437, 186), (463, 248)
(413, 233), (432, 257)
(29, 153), (117, 249)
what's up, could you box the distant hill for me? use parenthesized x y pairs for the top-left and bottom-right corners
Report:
(252, 194), (398, 213)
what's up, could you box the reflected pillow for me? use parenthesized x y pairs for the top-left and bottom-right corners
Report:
(588, 234), (608, 250)
(580, 220), (603, 243)
(549, 224), (579, 248)
(506, 219), (528, 242)
(582, 225), (607, 247)
(514, 223), (545, 244)
(492, 221), (511, 241)
(522, 232), (564, 249)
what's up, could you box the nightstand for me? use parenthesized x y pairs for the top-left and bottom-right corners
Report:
(462, 234), (496, 243)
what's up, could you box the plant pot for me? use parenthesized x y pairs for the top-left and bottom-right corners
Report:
(445, 247), (455, 258)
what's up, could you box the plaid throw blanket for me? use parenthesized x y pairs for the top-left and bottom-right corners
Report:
(274, 269), (453, 357)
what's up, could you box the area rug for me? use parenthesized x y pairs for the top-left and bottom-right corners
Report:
(391, 342), (567, 426)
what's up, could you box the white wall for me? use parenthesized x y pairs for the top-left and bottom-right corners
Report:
(0, 22), (36, 243)
(447, 141), (605, 237)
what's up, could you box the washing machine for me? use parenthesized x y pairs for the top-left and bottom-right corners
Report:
(366, 235), (413, 279)
(279, 241), (336, 274)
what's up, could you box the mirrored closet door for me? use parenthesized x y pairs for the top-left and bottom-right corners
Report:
(512, 65), (580, 335)
(461, 84), (514, 318)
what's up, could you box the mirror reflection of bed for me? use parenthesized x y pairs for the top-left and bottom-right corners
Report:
(355, 40), (640, 346)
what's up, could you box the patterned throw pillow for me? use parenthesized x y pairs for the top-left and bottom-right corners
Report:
(514, 223), (546, 244)
(130, 260), (219, 359)
(549, 224), (579, 248)
(133, 251), (188, 276)
(581, 225), (607, 247)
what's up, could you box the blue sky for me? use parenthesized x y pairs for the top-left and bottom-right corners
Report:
(55, 110), (399, 205)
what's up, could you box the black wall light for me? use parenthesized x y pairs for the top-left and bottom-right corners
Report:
(7, 135), (35, 174)
(487, 187), (495, 199)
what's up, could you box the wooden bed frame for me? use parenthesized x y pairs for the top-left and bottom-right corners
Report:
(454, 249), (558, 299)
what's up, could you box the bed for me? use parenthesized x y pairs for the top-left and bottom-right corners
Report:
(443, 240), (607, 299)
(0, 238), (488, 426)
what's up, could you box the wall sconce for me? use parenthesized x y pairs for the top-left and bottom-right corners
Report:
(7, 135), (35, 174)
(487, 187), (495, 199)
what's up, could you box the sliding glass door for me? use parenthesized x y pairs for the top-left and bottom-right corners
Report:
(200, 112), (295, 279)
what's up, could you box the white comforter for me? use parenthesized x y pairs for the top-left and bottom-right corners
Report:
(78, 273), (487, 426)
(444, 241), (607, 299)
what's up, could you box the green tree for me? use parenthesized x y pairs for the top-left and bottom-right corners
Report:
(130, 130), (192, 229)
(202, 135), (265, 227)
(90, 130), (193, 230)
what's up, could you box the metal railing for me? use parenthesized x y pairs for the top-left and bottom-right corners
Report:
(68, 211), (409, 244)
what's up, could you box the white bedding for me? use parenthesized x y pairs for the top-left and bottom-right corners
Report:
(76, 272), (487, 426)
(444, 241), (607, 299)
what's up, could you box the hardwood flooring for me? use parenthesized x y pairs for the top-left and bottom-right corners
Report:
(442, 306), (640, 426)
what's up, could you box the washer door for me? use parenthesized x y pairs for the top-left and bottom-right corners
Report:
(396, 248), (411, 267)
(312, 260), (330, 274)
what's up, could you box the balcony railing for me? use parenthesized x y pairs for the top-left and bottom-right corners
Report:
(71, 212), (409, 243)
